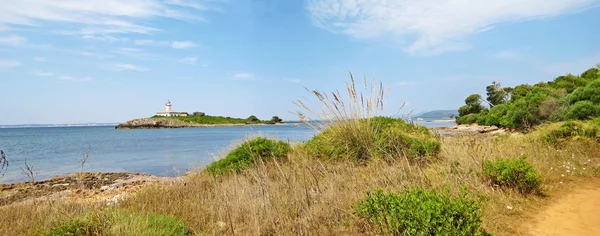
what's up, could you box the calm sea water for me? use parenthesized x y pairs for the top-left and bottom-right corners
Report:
(0, 119), (455, 184)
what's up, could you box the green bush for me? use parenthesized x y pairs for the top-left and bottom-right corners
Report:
(34, 209), (189, 236)
(456, 113), (480, 125)
(483, 157), (541, 194)
(34, 219), (102, 236)
(355, 187), (488, 235)
(543, 121), (600, 144)
(205, 137), (291, 175)
(302, 116), (440, 162)
(567, 101), (600, 120)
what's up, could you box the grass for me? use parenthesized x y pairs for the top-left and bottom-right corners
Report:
(2, 74), (600, 235)
(33, 209), (189, 236)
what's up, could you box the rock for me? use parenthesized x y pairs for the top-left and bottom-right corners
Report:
(100, 185), (110, 191)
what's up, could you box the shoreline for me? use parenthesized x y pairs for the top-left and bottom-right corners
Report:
(115, 117), (286, 129)
(0, 172), (180, 207)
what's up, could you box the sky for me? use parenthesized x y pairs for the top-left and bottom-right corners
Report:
(0, 0), (599, 125)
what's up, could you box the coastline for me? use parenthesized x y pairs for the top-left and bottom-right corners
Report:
(115, 117), (284, 129)
(0, 172), (180, 207)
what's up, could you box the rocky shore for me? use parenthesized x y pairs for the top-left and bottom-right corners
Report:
(432, 123), (509, 135)
(0, 172), (180, 207)
(115, 118), (268, 129)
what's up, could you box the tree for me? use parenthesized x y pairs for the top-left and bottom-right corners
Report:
(193, 112), (206, 117)
(246, 115), (260, 123)
(486, 81), (511, 107)
(270, 116), (283, 123)
(458, 94), (486, 117)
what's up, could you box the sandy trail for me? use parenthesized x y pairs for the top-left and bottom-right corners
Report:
(528, 179), (600, 236)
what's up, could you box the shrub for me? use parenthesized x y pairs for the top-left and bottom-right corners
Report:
(355, 187), (488, 235)
(205, 137), (291, 175)
(483, 156), (541, 194)
(543, 121), (600, 144)
(567, 101), (600, 120)
(34, 209), (189, 236)
(456, 113), (480, 125)
(34, 218), (102, 236)
(302, 116), (440, 162)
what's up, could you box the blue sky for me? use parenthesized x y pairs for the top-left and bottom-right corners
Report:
(1, 0), (599, 125)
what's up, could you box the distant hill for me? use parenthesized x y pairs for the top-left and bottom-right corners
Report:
(416, 110), (458, 118)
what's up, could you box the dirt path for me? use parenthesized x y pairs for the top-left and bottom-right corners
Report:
(528, 179), (600, 236)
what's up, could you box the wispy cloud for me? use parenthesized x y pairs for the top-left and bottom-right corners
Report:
(0, 35), (26, 46)
(82, 34), (129, 42)
(233, 73), (256, 80)
(0, 0), (226, 35)
(172, 41), (197, 49)
(0, 59), (21, 68)
(115, 63), (149, 72)
(306, 0), (599, 55)
(135, 39), (197, 49)
(178, 57), (197, 64)
(33, 57), (47, 62)
(32, 70), (54, 76)
(58, 76), (92, 82)
(283, 78), (302, 84)
(134, 39), (169, 47)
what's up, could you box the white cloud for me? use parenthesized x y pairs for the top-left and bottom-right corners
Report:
(0, 0), (225, 35)
(0, 59), (21, 68)
(33, 57), (47, 62)
(58, 76), (92, 82)
(172, 41), (197, 49)
(115, 63), (149, 72)
(306, 0), (599, 55)
(82, 34), (129, 42)
(233, 73), (255, 80)
(134, 39), (197, 49)
(283, 78), (302, 84)
(32, 70), (54, 76)
(134, 39), (169, 46)
(0, 35), (26, 46)
(178, 57), (197, 64)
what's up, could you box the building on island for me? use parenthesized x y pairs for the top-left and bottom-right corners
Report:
(155, 100), (188, 117)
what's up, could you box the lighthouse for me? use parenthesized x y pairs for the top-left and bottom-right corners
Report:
(155, 100), (188, 117)
(165, 100), (172, 112)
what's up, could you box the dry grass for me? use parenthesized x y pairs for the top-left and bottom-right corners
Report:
(2, 76), (600, 235)
(2, 129), (599, 235)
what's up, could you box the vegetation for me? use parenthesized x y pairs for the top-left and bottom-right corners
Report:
(483, 157), (541, 194)
(456, 65), (600, 129)
(542, 120), (600, 144)
(34, 209), (189, 236)
(302, 116), (440, 162)
(3, 73), (600, 235)
(355, 187), (487, 235)
(153, 113), (284, 125)
(204, 137), (291, 176)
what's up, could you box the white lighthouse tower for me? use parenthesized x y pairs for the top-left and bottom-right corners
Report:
(155, 100), (187, 117)
(165, 100), (172, 112)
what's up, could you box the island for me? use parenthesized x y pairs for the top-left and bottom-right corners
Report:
(115, 100), (283, 129)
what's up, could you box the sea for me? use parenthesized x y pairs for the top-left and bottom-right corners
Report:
(0, 119), (455, 184)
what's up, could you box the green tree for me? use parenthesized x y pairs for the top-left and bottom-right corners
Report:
(458, 94), (486, 117)
(486, 81), (511, 106)
(246, 115), (260, 123)
(270, 116), (283, 123)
